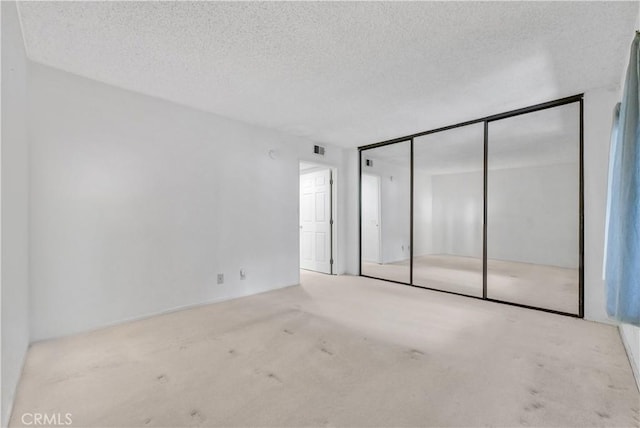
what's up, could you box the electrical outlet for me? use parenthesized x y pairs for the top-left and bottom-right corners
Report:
(240, 269), (246, 280)
(217, 274), (224, 284)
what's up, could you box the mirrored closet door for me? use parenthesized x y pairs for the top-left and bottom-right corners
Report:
(358, 96), (583, 317)
(360, 141), (411, 284)
(413, 124), (484, 297)
(486, 103), (581, 314)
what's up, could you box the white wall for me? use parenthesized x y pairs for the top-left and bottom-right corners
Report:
(344, 149), (360, 274)
(1, 2), (31, 426)
(380, 164), (411, 264)
(487, 164), (579, 268)
(414, 163), (578, 268)
(583, 87), (622, 324)
(431, 170), (483, 259)
(413, 169), (434, 256)
(360, 174), (381, 262)
(28, 63), (311, 341)
(620, 324), (640, 391)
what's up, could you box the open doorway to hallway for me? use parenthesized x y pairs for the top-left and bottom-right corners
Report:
(299, 161), (337, 275)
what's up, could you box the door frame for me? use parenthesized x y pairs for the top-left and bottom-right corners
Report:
(299, 161), (338, 275)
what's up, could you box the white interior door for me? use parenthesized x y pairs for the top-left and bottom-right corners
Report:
(362, 174), (381, 263)
(300, 169), (332, 274)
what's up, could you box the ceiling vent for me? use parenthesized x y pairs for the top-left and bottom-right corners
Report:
(313, 145), (325, 155)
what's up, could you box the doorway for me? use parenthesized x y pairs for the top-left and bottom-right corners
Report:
(299, 162), (336, 274)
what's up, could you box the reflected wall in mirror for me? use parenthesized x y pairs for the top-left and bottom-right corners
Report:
(486, 102), (580, 314)
(360, 141), (411, 283)
(413, 124), (484, 297)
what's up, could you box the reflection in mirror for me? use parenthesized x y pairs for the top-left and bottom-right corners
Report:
(360, 141), (411, 283)
(487, 102), (580, 314)
(413, 124), (484, 296)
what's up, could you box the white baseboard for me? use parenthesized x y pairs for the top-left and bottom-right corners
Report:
(32, 282), (300, 344)
(618, 323), (640, 392)
(2, 344), (29, 428)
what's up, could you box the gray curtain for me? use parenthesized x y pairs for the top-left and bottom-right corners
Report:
(605, 32), (639, 326)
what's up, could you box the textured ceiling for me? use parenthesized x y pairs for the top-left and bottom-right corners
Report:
(17, 1), (639, 148)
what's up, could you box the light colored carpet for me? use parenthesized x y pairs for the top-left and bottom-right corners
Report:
(9, 272), (639, 427)
(363, 254), (579, 314)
